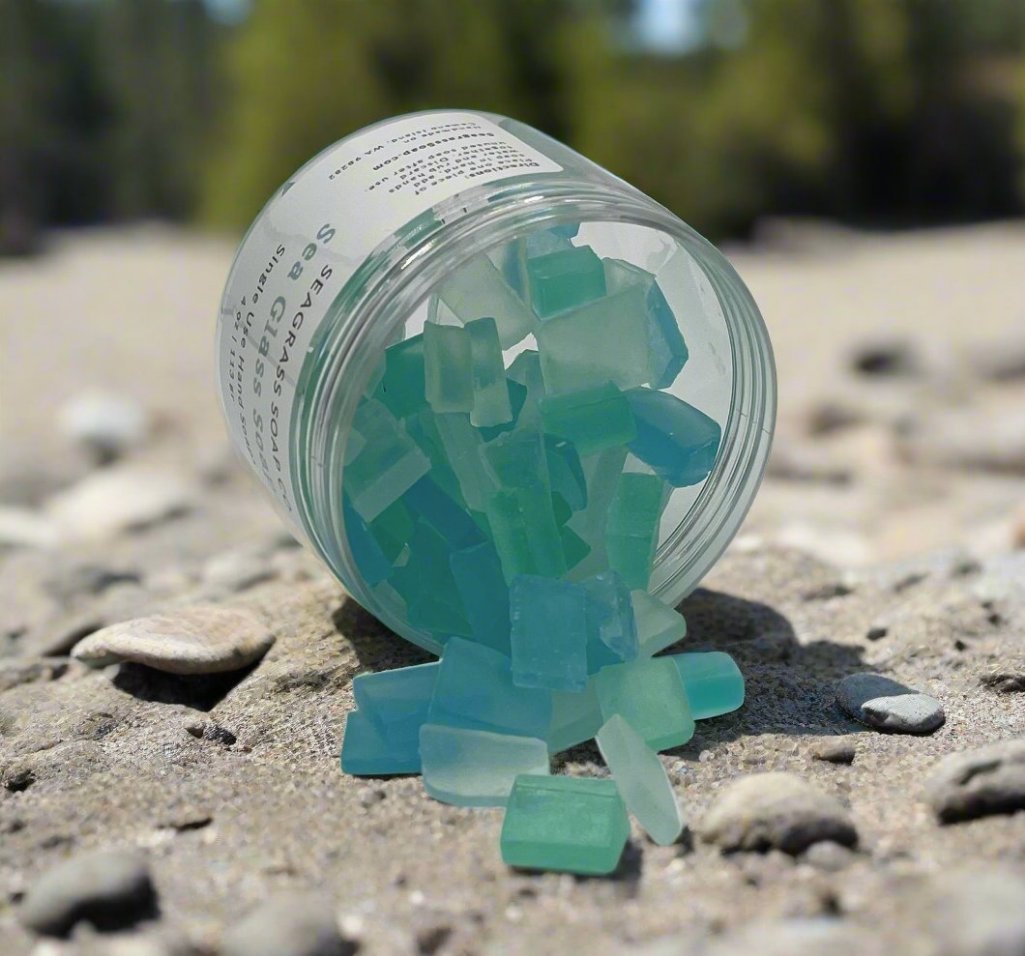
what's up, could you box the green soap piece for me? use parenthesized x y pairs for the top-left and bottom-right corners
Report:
(552, 492), (572, 526)
(668, 652), (744, 719)
(424, 321), (474, 413)
(501, 774), (629, 875)
(540, 383), (636, 458)
(434, 413), (496, 511)
(596, 714), (685, 846)
(527, 246), (607, 319)
(449, 541), (511, 656)
(479, 380), (528, 442)
(547, 681), (602, 754)
(544, 436), (587, 511)
(404, 412), (465, 504)
(537, 286), (651, 394)
(565, 445), (629, 581)
(486, 240), (527, 298)
(594, 657), (694, 752)
(466, 316), (513, 428)
(426, 293), (461, 327)
(482, 428), (548, 491)
(368, 498), (415, 562)
(438, 254), (536, 349)
(344, 427), (366, 465)
(353, 661), (438, 746)
(510, 574), (589, 692)
(341, 709), (420, 776)
(605, 471), (666, 590)
(633, 590), (687, 656)
(582, 570), (637, 665)
(560, 524), (591, 571)
(346, 400), (431, 521)
(485, 485), (566, 583)
(506, 350), (545, 428)
(403, 475), (483, 550)
(419, 724), (549, 807)
(373, 333), (428, 418)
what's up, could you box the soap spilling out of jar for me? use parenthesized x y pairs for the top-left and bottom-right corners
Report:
(340, 222), (744, 875)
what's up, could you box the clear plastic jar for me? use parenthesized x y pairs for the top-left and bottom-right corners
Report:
(216, 110), (776, 655)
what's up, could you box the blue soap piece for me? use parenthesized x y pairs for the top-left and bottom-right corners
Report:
(404, 475), (484, 549)
(449, 541), (512, 656)
(583, 571), (638, 671)
(510, 575), (589, 692)
(550, 222), (580, 239)
(428, 637), (551, 738)
(353, 661), (439, 744)
(645, 280), (689, 388)
(668, 652), (745, 719)
(626, 388), (722, 488)
(341, 709), (420, 776)
(343, 496), (392, 586)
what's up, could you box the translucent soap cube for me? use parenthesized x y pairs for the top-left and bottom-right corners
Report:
(419, 724), (549, 807)
(527, 246), (607, 319)
(479, 380), (528, 442)
(547, 681), (603, 754)
(353, 661), (439, 746)
(341, 710), (420, 776)
(540, 383), (637, 457)
(449, 541), (512, 656)
(506, 349), (546, 429)
(466, 316), (513, 428)
(510, 575), (589, 692)
(626, 388), (722, 488)
(438, 254), (536, 349)
(668, 652), (744, 719)
(596, 714), (685, 846)
(565, 446), (629, 581)
(404, 412), (466, 506)
(343, 497), (392, 586)
(434, 413), (496, 511)
(594, 657), (695, 752)
(583, 570), (638, 668)
(537, 286), (651, 394)
(424, 322), (474, 414)
(544, 436), (587, 512)
(633, 590), (687, 657)
(403, 475), (483, 550)
(486, 485), (566, 583)
(482, 428), (548, 492)
(605, 472), (666, 590)
(501, 774), (629, 875)
(373, 333), (429, 419)
(368, 498), (415, 562)
(559, 524), (591, 572)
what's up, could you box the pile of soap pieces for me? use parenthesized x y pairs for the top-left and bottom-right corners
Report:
(340, 224), (744, 874)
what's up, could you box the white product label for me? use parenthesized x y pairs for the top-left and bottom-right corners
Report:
(215, 111), (561, 536)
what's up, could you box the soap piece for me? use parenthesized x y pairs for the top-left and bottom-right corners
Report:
(483, 429), (548, 491)
(603, 258), (689, 388)
(594, 657), (694, 751)
(404, 475), (483, 550)
(404, 411), (466, 505)
(501, 774), (629, 875)
(548, 681), (603, 753)
(479, 380), (528, 442)
(540, 383), (637, 457)
(510, 575), (589, 691)
(428, 637), (551, 739)
(344, 426), (366, 464)
(424, 322), (474, 413)
(566, 445), (629, 581)
(583, 571), (638, 667)
(390, 520), (471, 639)
(353, 661), (438, 744)
(486, 486), (566, 583)
(527, 246), (606, 319)
(537, 286), (651, 394)
(419, 724), (549, 807)
(627, 388), (722, 488)
(346, 400), (431, 521)
(466, 316), (513, 428)
(668, 652), (744, 719)
(438, 255), (535, 348)
(559, 525), (591, 571)
(343, 497), (392, 586)
(605, 472), (666, 590)
(341, 709), (420, 775)
(434, 413), (495, 511)
(633, 591), (687, 656)
(506, 350), (545, 429)
(368, 498), (416, 562)
(449, 541), (512, 655)
(544, 437), (587, 511)
(374, 333), (428, 418)
(596, 714), (685, 846)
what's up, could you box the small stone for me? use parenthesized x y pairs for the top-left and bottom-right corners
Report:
(0, 506), (59, 549)
(922, 865), (1025, 956)
(183, 718), (237, 745)
(981, 672), (1025, 694)
(0, 658), (69, 693)
(925, 738), (1025, 823)
(18, 849), (157, 937)
(221, 893), (356, 956)
(836, 673), (944, 734)
(698, 772), (857, 855)
(202, 550), (275, 592)
(811, 738), (856, 765)
(71, 607), (274, 675)
(850, 339), (919, 376)
(801, 841), (855, 872)
(44, 563), (141, 604)
(57, 390), (148, 459)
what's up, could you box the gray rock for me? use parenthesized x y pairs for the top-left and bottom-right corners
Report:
(836, 673), (945, 734)
(57, 390), (149, 460)
(220, 894), (355, 956)
(812, 737), (857, 765)
(698, 772), (857, 855)
(924, 865), (1025, 956)
(0, 657), (69, 693)
(202, 549), (275, 593)
(802, 840), (856, 872)
(705, 918), (880, 956)
(71, 606), (274, 675)
(925, 738), (1025, 823)
(18, 849), (157, 937)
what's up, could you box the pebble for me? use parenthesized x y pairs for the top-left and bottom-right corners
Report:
(57, 390), (149, 460)
(18, 849), (157, 937)
(0, 505), (59, 549)
(925, 738), (1025, 823)
(183, 718), (237, 745)
(802, 840), (856, 872)
(71, 606), (274, 675)
(202, 549), (276, 593)
(923, 865), (1025, 956)
(836, 672), (945, 734)
(811, 738), (857, 765)
(220, 894), (356, 956)
(981, 672), (1025, 694)
(698, 772), (857, 855)
(43, 562), (141, 604)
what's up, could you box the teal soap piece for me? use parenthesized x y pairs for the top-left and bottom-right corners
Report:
(343, 497), (392, 586)
(596, 714), (685, 846)
(583, 570), (638, 665)
(537, 286), (651, 394)
(374, 333), (428, 418)
(346, 400), (431, 521)
(434, 413), (495, 511)
(548, 681), (602, 753)
(500, 774), (629, 875)
(560, 524), (591, 571)
(540, 383), (637, 457)
(341, 709), (420, 775)
(668, 652), (744, 719)
(354, 661), (438, 744)
(404, 412), (466, 505)
(438, 254), (535, 349)
(506, 349), (545, 429)
(603, 258), (689, 388)
(565, 445), (629, 581)
(466, 316), (513, 428)
(544, 437), (587, 511)
(486, 485), (566, 583)
(419, 724), (549, 807)
(404, 475), (483, 550)
(527, 246), (607, 319)
(424, 321), (474, 414)
(633, 590), (687, 656)
(594, 657), (695, 752)
(510, 575), (589, 692)
(479, 380), (528, 442)
(450, 541), (512, 655)
(344, 426), (366, 465)
(428, 637), (551, 738)
(550, 222), (580, 239)
(483, 428), (548, 491)
(368, 498), (415, 562)
(627, 388), (722, 487)
(605, 471), (665, 590)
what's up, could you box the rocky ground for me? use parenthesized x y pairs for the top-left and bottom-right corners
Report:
(2, 222), (1025, 955)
